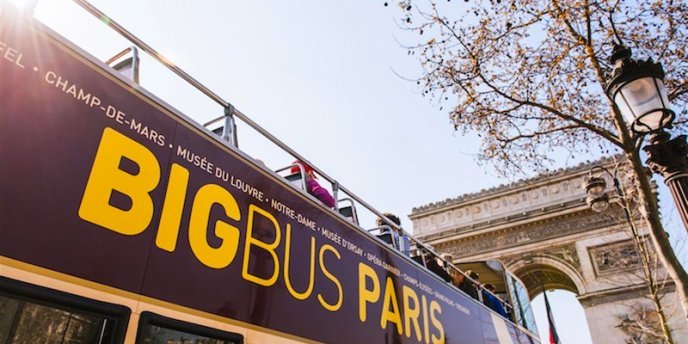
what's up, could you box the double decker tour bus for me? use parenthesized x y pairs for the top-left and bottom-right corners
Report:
(0, 1), (540, 343)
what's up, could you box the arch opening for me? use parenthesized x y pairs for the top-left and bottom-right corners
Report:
(532, 290), (594, 344)
(514, 263), (580, 299)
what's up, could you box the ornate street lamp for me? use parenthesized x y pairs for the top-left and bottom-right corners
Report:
(606, 44), (674, 134)
(606, 44), (688, 231)
(583, 165), (634, 216)
(584, 174), (611, 213)
(583, 166), (630, 216)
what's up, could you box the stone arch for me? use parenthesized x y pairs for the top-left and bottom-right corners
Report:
(507, 256), (586, 299)
(410, 159), (688, 343)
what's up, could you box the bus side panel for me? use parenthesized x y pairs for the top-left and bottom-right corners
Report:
(480, 309), (538, 344)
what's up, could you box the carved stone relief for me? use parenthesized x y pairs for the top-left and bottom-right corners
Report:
(544, 245), (581, 270)
(443, 213), (613, 258)
(413, 177), (590, 234)
(452, 209), (464, 221)
(418, 217), (433, 232)
(589, 240), (642, 276)
(435, 211), (452, 228)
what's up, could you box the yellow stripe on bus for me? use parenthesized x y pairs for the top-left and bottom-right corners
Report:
(0, 255), (319, 344)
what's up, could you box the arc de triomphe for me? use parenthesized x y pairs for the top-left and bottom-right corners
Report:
(410, 158), (687, 343)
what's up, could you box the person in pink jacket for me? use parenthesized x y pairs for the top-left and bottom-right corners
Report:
(291, 161), (335, 208)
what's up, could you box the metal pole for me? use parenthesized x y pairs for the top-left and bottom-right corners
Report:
(332, 181), (340, 211)
(644, 131), (688, 232)
(223, 105), (238, 147)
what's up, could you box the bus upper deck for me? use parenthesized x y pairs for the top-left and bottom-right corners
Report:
(0, 1), (539, 343)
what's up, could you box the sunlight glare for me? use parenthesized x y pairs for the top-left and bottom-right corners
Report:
(5, 0), (37, 12)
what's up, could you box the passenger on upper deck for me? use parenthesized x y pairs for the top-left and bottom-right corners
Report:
(376, 213), (411, 256)
(482, 283), (508, 318)
(291, 161), (335, 208)
(457, 270), (480, 301)
(423, 254), (452, 283)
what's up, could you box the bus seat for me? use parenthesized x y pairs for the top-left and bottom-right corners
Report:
(204, 112), (238, 147)
(210, 126), (235, 145)
(398, 234), (411, 257)
(285, 173), (304, 189)
(337, 198), (359, 225)
(411, 255), (424, 266)
(274, 164), (307, 191)
(377, 232), (395, 247)
(339, 205), (355, 221)
(212, 126), (224, 137)
(339, 205), (353, 217)
(105, 46), (140, 84)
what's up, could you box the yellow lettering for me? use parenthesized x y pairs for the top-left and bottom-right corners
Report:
(242, 204), (281, 286)
(403, 285), (422, 341)
(284, 224), (315, 300)
(423, 295), (430, 344)
(155, 163), (189, 251)
(79, 128), (159, 235)
(380, 277), (403, 334)
(188, 183), (241, 269)
(430, 301), (445, 344)
(358, 263), (380, 322)
(318, 244), (342, 311)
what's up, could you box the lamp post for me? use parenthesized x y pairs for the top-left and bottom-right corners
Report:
(644, 133), (688, 231)
(604, 43), (688, 321)
(605, 44), (688, 232)
(583, 165), (675, 344)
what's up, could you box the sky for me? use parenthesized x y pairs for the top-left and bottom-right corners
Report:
(17, 0), (688, 343)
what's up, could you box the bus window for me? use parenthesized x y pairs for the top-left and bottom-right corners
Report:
(0, 277), (128, 344)
(506, 273), (539, 334)
(136, 312), (243, 344)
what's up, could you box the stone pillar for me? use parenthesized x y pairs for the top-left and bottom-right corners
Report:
(580, 289), (687, 344)
(580, 297), (634, 344)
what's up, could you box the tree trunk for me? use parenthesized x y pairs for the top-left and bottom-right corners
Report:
(628, 150), (688, 321)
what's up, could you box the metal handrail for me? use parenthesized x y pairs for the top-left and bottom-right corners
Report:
(367, 225), (392, 233)
(71, 0), (407, 234)
(73, 0), (227, 107)
(104, 46), (136, 65)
